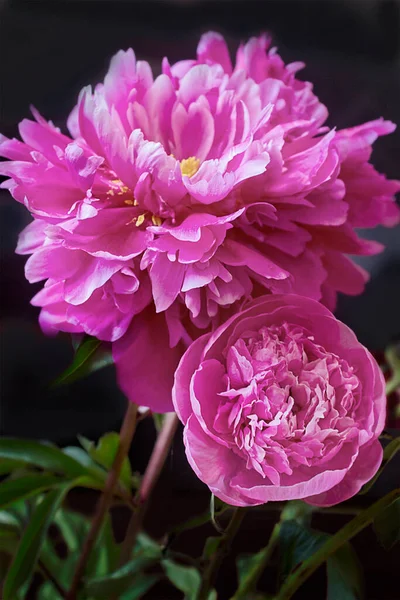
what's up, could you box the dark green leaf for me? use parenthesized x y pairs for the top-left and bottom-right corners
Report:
(0, 509), (21, 530)
(237, 552), (265, 585)
(118, 574), (159, 600)
(374, 497), (400, 550)
(51, 336), (113, 387)
(85, 556), (160, 598)
(3, 486), (69, 599)
(37, 581), (64, 600)
(202, 536), (220, 560)
(327, 543), (363, 600)
(87, 515), (119, 578)
(54, 508), (91, 553)
(162, 559), (202, 600)
(0, 438), (87, 478)
(0, 459), (26, 476)
(62, 446), (108, 485)
(0, 474), (69, 509)
(279, 520), (328, 581)
(79, 432), (132, 491)
(136, 532), (163, 557)
(0, 510), (20, 555)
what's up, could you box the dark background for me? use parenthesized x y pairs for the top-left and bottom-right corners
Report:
(0, 1), (399, 598)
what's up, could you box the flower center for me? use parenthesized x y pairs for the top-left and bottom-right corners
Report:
(180, 156), (200, 178)
(213, 323), (362, 483)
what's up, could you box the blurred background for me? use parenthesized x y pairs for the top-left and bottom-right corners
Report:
(0, 1), (399, 597)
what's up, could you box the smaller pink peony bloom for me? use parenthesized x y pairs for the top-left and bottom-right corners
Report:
(173, 294), (386, 506)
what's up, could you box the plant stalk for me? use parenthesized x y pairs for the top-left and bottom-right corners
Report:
(117, 413), (179, 567)
(197, 507), (247, 600)
(66, 401), (138, 600)
(231, 521), (281, 599)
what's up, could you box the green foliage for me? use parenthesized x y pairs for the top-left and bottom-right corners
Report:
(162, 559), (202, 600)
(0, 473), (69, 509)
(374, 497), (400, 550)
(3, 486), (69, 599)
(279, 519), (328, 581)
(327, 543), (363, 600)
(84, 533), (161, 598)
(51, 335), (113, 387)
(278, 520), (363, 600)
(0, 438), (89, 477)
(78, 432), (133, 491)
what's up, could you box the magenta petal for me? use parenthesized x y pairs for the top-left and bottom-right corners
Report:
(197, 31), (233, 73)
(113, 308), (182, 412)
(149, 253), (186, 312)
(173, 333), (210, 424)
(184, 416), (255, 506)
(305, 441), (383, 507)
(218, 239), (290, 280)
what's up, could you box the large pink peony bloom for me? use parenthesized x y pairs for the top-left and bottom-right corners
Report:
(0, 33), (398, 410)
(172, 294), (386, 506)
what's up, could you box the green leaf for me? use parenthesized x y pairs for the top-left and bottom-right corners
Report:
(54, 508), (90, 553)
(0, 474), (69, 509)
(117, 574), (159, 600)
(51, 336), (113, 387)
(0, 510), (20, 556)
(62, 446), (108, 485)
(0, 509), (21, 530)
(279, 520), (328, 581)
(79, 432), (133, 491)
(360, 437), (400, 494)
(0, 438), (87, 478)
(162, 559), (202, 600)
(202, 536), (221, 560)
(85, 558), (160, 598)
(327, 543), (363, 600)
(87, 515), (120, 578)
(0, 459), (26, 476)
(136, 532), (162, 557)
(275, 489), (400, 600)
(374, 497), (400, 550)
(3, 486), (69, 599)
(85, 532), (161, 598)
(237, 551), (265, 585)
(37, 581), (64, 600)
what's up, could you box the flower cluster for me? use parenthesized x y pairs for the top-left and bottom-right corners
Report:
(1, 32), (398, 413)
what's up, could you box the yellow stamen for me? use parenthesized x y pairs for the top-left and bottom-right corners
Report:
(180, 156), (200, 178)
(135, 213), (146, 227)
(151, 215), (162, 226)
(124, 199), (135, 205)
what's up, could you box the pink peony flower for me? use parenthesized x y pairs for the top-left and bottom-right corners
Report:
(172, 294), (386, 506)
(0, 33), (398, 410)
